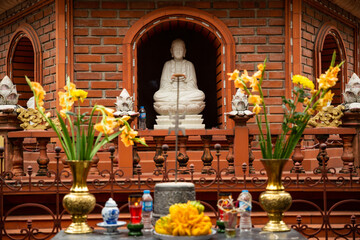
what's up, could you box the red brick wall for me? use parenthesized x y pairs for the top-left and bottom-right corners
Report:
(0, 2), (56, 111)
(301, 2), (356, 80)
(0, 0), (358, 130)
(73, 0), (286, 129)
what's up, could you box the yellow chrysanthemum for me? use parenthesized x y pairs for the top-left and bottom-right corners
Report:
(228, 70), (239, 81)
(71, 89), (88, 103)
(248, 94), (262, 105)
(253, 104), (261, 115)
(292, 75), (315, 90)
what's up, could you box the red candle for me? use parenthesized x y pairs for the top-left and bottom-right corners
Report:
(129, 194), (142, 224)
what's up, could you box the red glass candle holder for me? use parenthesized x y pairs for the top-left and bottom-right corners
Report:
(129, 194), (142, 224)
(218, 192), (232, 221)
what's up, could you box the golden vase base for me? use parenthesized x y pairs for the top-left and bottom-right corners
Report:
(65, 222), (93, 234)
(262, 220), (290, 232)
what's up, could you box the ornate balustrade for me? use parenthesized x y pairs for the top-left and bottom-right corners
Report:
(4, 126), (359, 180)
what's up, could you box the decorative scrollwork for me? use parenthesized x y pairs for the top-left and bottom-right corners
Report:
(308, 105), (345, 127)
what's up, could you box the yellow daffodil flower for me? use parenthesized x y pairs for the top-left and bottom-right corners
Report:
(120, 126), (138, 147)
(31, 82), (46, 107)
(248, 94), (262, 105)
(119, 115), (131, 125)
(253, 104), (261, 115)
(323, 90), (334, 102)
(317, 68), (338, 90)
(303, 97), (310, 106)
(64, 82), (76, 92)
(234, 79), (244, 90)
(241, 70), (252, 83)
(249, 78), (259, 92)
(292, 75), (315, 90)
(307, 109), (315, 115)
(227, 69), (239, 81)
(257, 63), (264, 72)
(95, 117), (119, 135)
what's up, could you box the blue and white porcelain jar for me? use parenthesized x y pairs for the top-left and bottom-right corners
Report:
(101, 198), (119, 224)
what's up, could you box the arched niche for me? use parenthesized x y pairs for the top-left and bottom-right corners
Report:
(314, 23), (347, 105)
(123, 7), (235, 129)
(6, 23), (42, 107)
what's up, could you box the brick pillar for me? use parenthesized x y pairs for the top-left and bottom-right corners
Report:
(229, 115), (253, 175)
(118, 138), (133, 177)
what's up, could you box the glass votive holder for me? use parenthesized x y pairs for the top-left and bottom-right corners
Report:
(128, 194), (142, 224)
(218, 192), (232, 221)
(223, 210), (237, 238)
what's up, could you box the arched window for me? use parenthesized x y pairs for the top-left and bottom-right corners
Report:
(315, 23), (347, 105)
(6, 23), (42, 107)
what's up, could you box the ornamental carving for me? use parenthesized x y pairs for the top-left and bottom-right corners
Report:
(17, 108), (50, 130)
(308, 105), (345, 127)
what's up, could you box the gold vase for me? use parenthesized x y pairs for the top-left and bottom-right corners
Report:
(63, 160), (96, 234)
(259, 159), (292, 232)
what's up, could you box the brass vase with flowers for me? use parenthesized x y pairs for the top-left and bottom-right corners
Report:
(228, 51), (344, 231)
(26, 76), (147, 234)
(63, 160), (95, 233)
(259, 159), (292, 231)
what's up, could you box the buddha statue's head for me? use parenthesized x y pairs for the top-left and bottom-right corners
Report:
(0, 75), (19, 106)
(171, 39), (186, 60)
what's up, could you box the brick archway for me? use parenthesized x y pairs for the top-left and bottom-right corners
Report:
(123, 7), (235, 129)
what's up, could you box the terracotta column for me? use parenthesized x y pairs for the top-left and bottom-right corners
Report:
(229, 114), (253, 175)
(118, 137), (133, 177)
(201, 135), (213, 174)
(153, 136), (165, 175)
(36, 137), (50, 176)
(10, 137), (25, 176)
(339, 134), (355, 174)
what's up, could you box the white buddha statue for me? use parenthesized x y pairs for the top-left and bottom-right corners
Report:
(153, 39), (205, 115)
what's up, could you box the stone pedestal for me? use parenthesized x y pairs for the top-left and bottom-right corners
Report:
(154, 115), (205, 129)
(153, 182), (195, 223)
